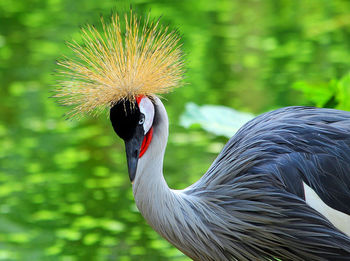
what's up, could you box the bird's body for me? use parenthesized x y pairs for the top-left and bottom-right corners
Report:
(128, 98), (350, 260)
(56, 13), (350, 260)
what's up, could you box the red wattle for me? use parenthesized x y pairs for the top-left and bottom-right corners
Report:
(139, 127), (153, 158)
(136, 95), (144, 105)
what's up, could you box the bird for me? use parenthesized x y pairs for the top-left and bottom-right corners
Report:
(55, 12), (350, 261)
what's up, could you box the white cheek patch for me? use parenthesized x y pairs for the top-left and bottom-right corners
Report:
(139, 97), (155, 134)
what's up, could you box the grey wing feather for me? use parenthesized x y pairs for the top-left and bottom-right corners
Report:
(185, 106), (350, 260)
(242, 106), (350, 214)
(206, 106), (350, 214)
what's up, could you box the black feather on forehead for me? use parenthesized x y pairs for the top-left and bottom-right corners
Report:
(110, 99), (140, 141)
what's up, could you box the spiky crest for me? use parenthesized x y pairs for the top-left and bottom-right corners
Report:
(55, 11), (184, 118)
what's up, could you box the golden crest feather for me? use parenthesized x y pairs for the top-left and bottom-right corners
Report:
(55, 11), (184, 118)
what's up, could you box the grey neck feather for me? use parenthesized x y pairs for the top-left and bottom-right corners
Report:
(132, 98), (219, 260)
(132, 97), (170, 214)
(132, 97), (171, 226)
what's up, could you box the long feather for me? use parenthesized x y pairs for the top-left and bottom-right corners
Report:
(55, 11), (184, 118)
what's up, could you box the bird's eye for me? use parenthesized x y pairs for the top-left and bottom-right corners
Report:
(139, 114), (145, 125)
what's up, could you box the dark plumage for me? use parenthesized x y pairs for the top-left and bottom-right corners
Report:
(185, 106), (350, 260)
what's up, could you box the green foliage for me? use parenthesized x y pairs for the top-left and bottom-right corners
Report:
(1, 0), (350, 260)
(293, 73), (350, 110)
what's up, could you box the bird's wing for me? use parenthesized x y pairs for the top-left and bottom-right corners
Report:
(186, 106), (350, 260)
(201, 106), (350, 214)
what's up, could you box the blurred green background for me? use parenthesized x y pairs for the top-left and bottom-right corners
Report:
(1, 0), (350, 260)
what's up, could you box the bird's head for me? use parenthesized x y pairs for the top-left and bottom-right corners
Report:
(55, 11), (183, 182)
(110, 95), (155, 182)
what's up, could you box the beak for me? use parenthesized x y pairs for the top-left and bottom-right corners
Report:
(124, 126), (144, 182)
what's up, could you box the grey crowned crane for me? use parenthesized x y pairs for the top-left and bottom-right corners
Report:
(56, 13), (350, 261)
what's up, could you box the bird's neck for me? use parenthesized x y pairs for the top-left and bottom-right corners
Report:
(132, 145), (171, 219)
(132, 143), (198, 258)
(129, 98), (227, 260)
(132, 97), (174, 223)
(131, 98), (190, 251)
